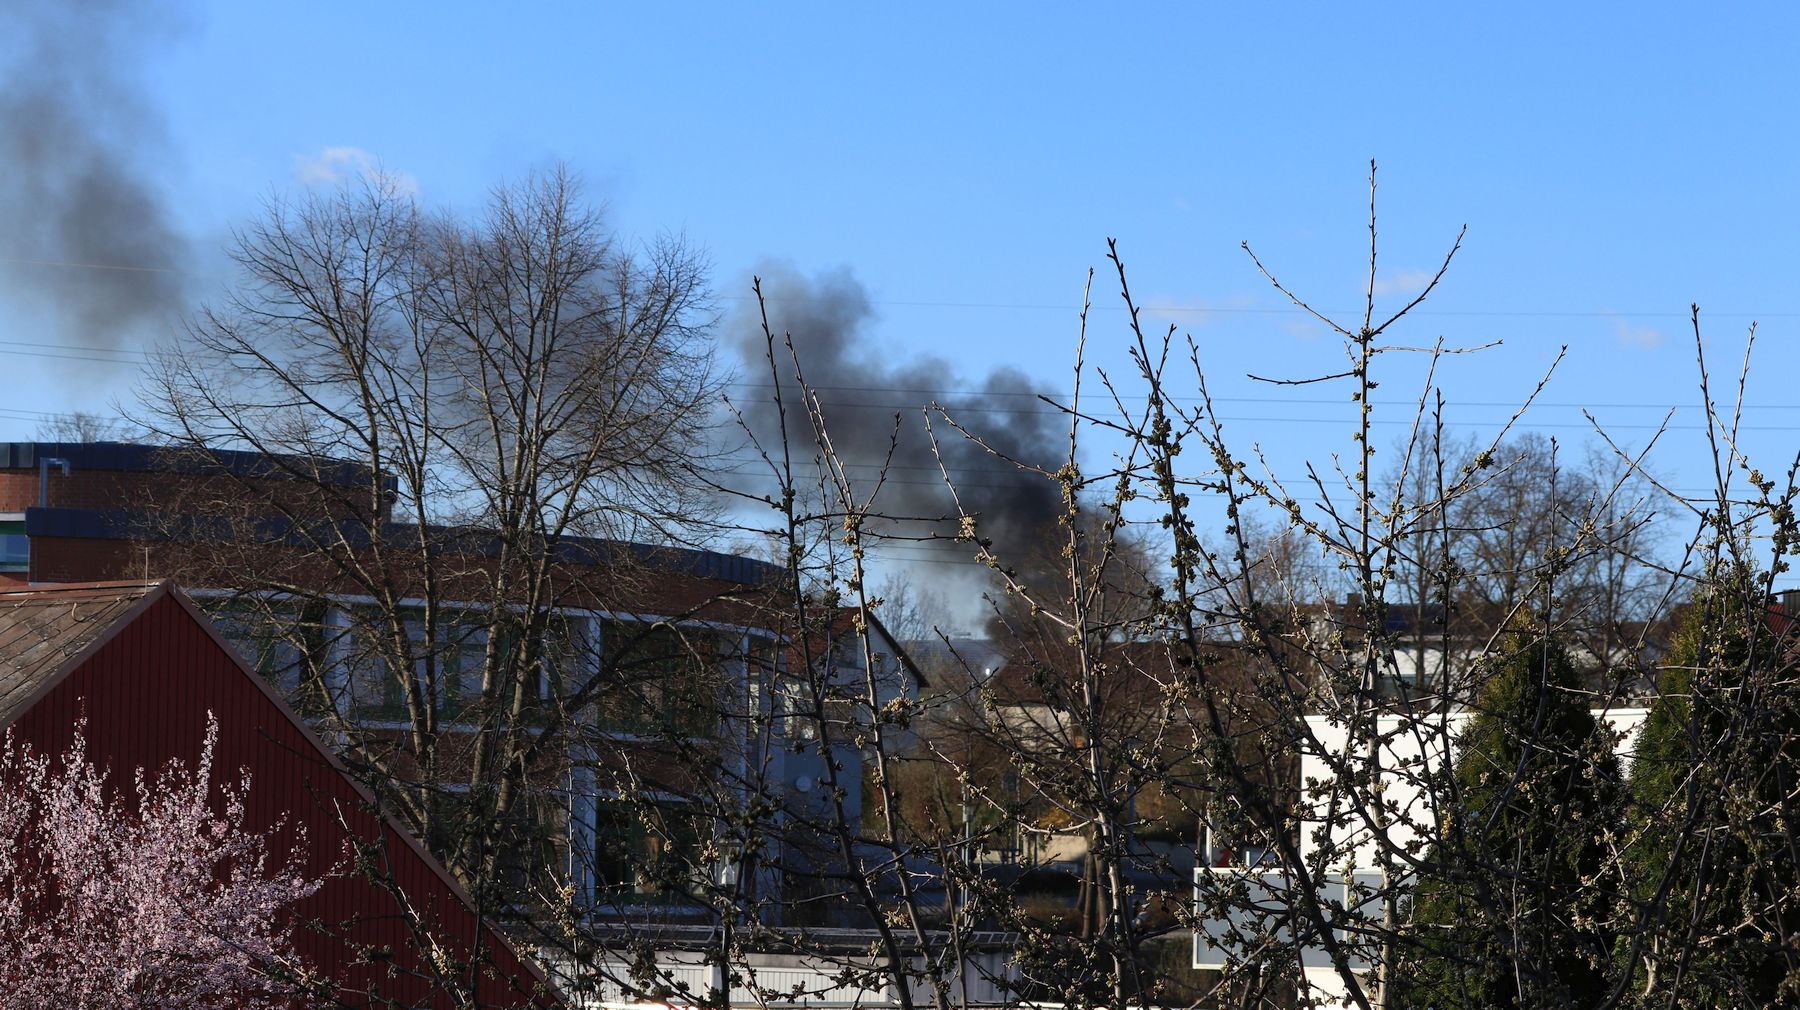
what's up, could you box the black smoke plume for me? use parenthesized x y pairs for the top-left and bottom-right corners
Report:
(0, 1), (190, 349)
(730, 265), (1067, 572)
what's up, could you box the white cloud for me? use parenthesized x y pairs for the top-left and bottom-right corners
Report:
(292, 146), (419, 197)
(1371, 268), (1436, 297)
(1140, 293), (1254, 333)
(1279, 316), (1327, 341)
(1611, 315), (1667, 350)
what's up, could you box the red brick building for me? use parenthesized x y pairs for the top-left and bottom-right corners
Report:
(0, 442), (784, 902)
(0, 441), (969, 1000)
(0, 441), (773, 601)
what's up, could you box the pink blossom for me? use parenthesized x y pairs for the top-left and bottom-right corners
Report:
(0, 715), (323, 1008)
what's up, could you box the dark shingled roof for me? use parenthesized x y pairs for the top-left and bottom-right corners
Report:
(0, 581), (158, 728)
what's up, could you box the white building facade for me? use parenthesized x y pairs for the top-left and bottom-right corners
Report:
(1196, 704), (1650, 1009)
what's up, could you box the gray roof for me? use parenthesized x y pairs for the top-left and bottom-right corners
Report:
(902, 636), (1009, 683)
(0, 582), (158, 727)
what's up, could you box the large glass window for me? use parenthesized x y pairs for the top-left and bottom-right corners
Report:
(591, 800), (705, 903)
(344, 608), (485, 721)
(0, 517), (27, 573)
(596, 623), (721, 736)
(344, 611), (420, 720)
(205, 598), (309, 697)
(341, 607), (585, 724)
(436, 615), (486, 719)
(495, 613), (583, 724)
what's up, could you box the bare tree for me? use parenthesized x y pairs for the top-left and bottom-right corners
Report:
(36, 410), (129, 443)
(556, 175), (1795, 1010)
(131, 167), (729, 938)
(1376, 432), (1669, 700)
(944, 166), (1678, 1010)
(657, 169), (1667, 1010)
(118, 158), (1800, 1010)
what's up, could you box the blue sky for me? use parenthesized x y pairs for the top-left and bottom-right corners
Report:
(4, 3), (1800, 593)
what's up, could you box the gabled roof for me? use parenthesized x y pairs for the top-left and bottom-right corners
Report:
(0, 579), (560, 1004)
(777, 605), (931, 690)
(985, 638), (1231, 708)
(903, 636), (1009, 684)
(842, 608), (931, 689)
(0, 581), (159, 727)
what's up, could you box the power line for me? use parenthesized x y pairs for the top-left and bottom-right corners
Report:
(0, 334), (1751, 416)
(0, 337), (155, 358)
(720, 381), (1792, 413)
(720, 412), (1800, 432)
(717, 291), (1791, 320)
(6, 251), (1798, 320)
(0, 255), (184, 275)
(0, 344), (151, 365)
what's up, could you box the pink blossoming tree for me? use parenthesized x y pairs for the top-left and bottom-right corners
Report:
(0, 715), (324, 1008)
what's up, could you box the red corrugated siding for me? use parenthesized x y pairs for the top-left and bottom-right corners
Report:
(8, 595), (555, 1008)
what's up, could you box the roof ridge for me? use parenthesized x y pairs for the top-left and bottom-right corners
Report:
(0, 580), (163, 598)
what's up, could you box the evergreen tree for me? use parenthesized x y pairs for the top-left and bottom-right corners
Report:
(1627, 562), (1800, 1006)
(1399, 631), (1624, 1009)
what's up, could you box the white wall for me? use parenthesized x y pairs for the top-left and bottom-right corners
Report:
(1197, 702), (1650, 1010)
(1298, 704), (1648, 867)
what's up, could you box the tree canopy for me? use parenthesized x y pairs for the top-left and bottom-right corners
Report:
(1401, 630), (1624, 1010)
(1628, 561), (1800, 1006)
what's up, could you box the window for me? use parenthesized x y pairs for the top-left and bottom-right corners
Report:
(344, 608), (484, 721)
(775, 676), (821, 741)
(339, 607), (588, 724)
(0, 517), (26, 573)
(206, 598), (309, 697)
(344, 612), (421, 720)
(493, 795), (561, 902)
(1381, 646), (1446, 699)
(596, 623), (721, 736)
(435, 615), (486, 719)
(496, 613), (585, 724)
(591, 800), (706, 903)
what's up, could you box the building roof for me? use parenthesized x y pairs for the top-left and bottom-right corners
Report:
(0, 440), (377, 487)
(903, 636), (1010, 685)
(2, 440), (780, 587)
(0, 580), (157, 727)
(0, 579), (560, 1004)
(792, 606), (931, 689)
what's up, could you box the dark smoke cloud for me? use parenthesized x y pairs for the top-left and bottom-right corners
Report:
(730, 265), (1067, 569)
(0, 1), (191, 349)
